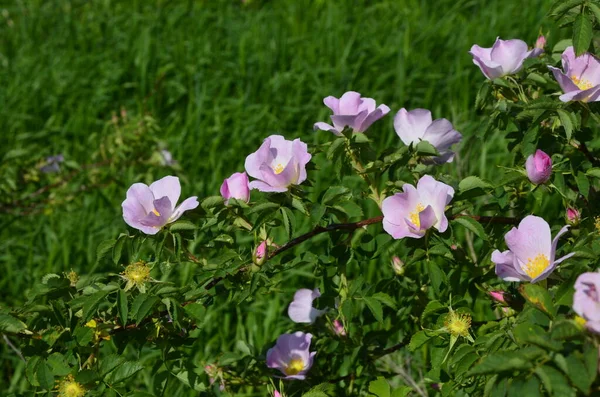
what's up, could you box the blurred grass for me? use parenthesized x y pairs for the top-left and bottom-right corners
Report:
(0, 0), (556, 393)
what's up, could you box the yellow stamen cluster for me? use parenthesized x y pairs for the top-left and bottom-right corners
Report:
(523, 254), (549, 279)
(595, 217), (600, 234)
(571, 75), (593, 90)
(151, 208), (161, 216)
(57, 374), (86, 397)
(409, 203), (425, 229)
(273, 163), (285, 174)
(121, 261), (152, 293)
(66, 270), (79, 287)
(445, 311), (472, 338)
(574, 315), (587, 328)
(284, 357), (305, 376)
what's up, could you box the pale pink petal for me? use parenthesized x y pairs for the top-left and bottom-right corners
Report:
(149, 176), (181, 211)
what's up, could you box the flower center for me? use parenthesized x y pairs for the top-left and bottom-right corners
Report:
(284, 357), (305, 376)
(444, 311), (472, 337)
(523, 254), (549, 279)
(572, 75), (593, 90)
(152, 208), (160, 216)
(409, 203), (425, 229)
(272, 163), (285, 174)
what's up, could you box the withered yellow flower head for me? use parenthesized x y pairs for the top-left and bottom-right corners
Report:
(444, 310), (472, 338)
(57, 374), (86, 397)
(121, 261), (152, 293)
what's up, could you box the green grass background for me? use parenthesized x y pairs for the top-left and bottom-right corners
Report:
(0, 0), (556, 393)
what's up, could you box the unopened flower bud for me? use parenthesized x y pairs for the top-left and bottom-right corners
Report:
(253, 240), (268, 266)
(566, 208), (580, 225)
(332, 319), (346, 336)
(525, 150), (552, 185)
(535, 35), (546, 50)
(489, 291), (506, 304)
(391, 256), (404, 275)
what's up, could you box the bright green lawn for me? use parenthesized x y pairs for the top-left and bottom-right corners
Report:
(0, 0), (556, 393)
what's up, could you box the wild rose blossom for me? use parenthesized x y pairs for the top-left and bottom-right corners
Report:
(40, 154), (64, 173)
(220, 172), (250, 204)
(525, 150), (552, 185)
(266, 332), (316, 380)
(122, 176), (199, 235)
(573, 272), (600, 333)
(244, 135), (311, 192)
(393, 108), (462, 163)
(382, 175), (454, 239)
(492, 215), (574, 283)
(313, 91), (390, 135)
(288, 288), (326, 324)
(548, 46), (600, 102)
(469, 37), (542, 80)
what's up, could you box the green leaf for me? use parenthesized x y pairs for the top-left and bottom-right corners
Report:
(280, 207), (295, 239)
(99, 354), (126, 377)
(174, 369), (207, 392)
(408, 330), (432, 352)
(327, 138), (345, 160)
(36, 360), (54, 390)
(112, 234), (127, 265)
(104, 361), (144, 384)
(475, 81), (491, 109)
(458, 176), (491, 192)
(364, 297), (383, 323)
(248, 202), (279, 214)
(415, 140), (439, 157)
(169, 220), (198, 231)
(0, 313), (28, 334)
(46, 353), (71, 376)
(201, 195), (223, 210)
(183, 302), (206, 323)
(565, 353), (592, 393)
(589, 3), (600, 25)
(575, 172), (589, 197)
(291, 197), (309, 215)
(556, 109), (574, 140)
(549, 0), (584, 17)
(513, 323), (562, 351)
(508, 376), (541, 397)
(371, 292), (397, 310)
(82, 290), (110, 322)
(586, 168), (600, 178)
(467, 352), (533, 376)
(130, 294), (160, 325)
(95, 238), (116, 266)
(427, 261), (446, 295)
(117, 289), (128, 327)
(421, 300), (445, 323)
(573, 13), (593, 56)
(322, 186), (351, 205)
(452, 216), (489, 241)
(538, 365), (576, 397)
(368, 377), (390, 397)
(518, 283), (556, 318)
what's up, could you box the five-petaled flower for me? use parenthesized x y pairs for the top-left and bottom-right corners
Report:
(394, 108), (462, 164)
(382, 175), (454, 239)
(122, 175), (199, 235)
(288, 288), (326, 324)
(548, 46), (600, 102)
(469, 37), (542, 80)
(220, 172), (250, 204)
(245, 135), (312, 192)
(573, 272), (600, 333)
(266, 332), (316, 380)
(492, 215), (574, 283)
(525, 149), (552, 185)
(313, 91), (390, 136)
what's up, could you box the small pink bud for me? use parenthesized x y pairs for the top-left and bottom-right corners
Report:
(535, 35), (546, 50)
(274, 391), (282, 397)
(525, 150), (552, 185)
(489, 291), (506, 304)
(391, 256), (404, 275)
(253, 240), (268, 266)
(566, 208), (580, 224)
(333, 319), (346, 336)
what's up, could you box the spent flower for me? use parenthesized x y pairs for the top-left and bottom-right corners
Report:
(56, 374), (86, 397)
(492, 215), (574, 283)
(121, 261), (153, 293)
(122, 175), (199, 235)
(444, 310), (472, 338)
(382, 175), (454, 239)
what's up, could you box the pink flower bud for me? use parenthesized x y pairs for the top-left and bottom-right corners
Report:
(489, 291), (506, 304)
(391, 256), (404, 275)
(274, 391), (282, 397)
(567, 208), (580, 224)
(253, 240), (268, 266)
(333, 319), (346, 336)
(535, 35), (546, 50)
(525, 150), (552, 185)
